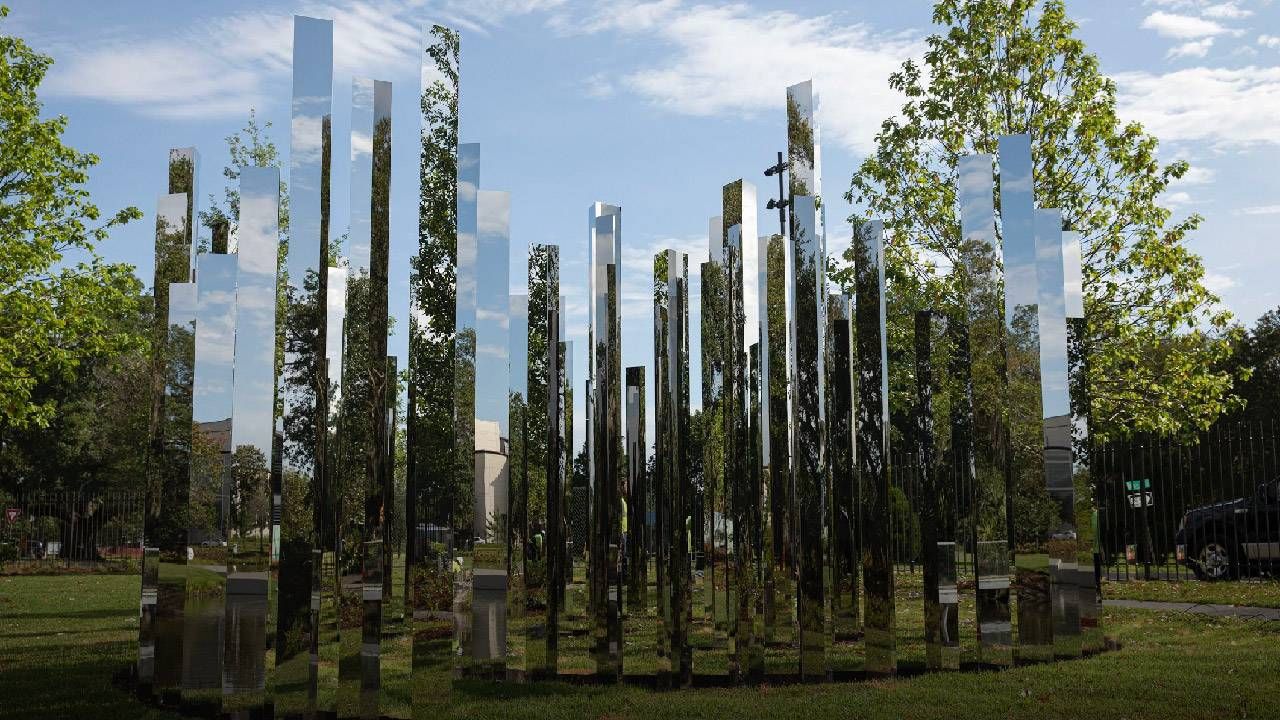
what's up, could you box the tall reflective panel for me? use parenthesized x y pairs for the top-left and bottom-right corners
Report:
(788, 79), (828, 681)
(340, 77), (394, 718)
(723, 179), (760, 681)
(186, 251), (238, 711)
(762, 234), (795, 674)
(1035, 211), (1080, 660)
(825, 295), (857, 662)
(528, 245), (560, 677)
(453, 141), (481, 674)
(852, 221), (894, 676)
(225, 167), (280, 715)
(998, 134), (1052, 663)
(408, 23), (460, 712)
(699, 217), (728, 679)
(916, 310), (958, 670)
(467, 189), (511, 675)
(654, 249), (691, 685)
(277, 16), (333, 716)
(588, 204), (622, 679)
(624, 365), (654, 678)
(144, 191), (193, 700)
(509, 292), (530, 679)
(167, 148), (199, 273)
(1063, 232), (1102, 653)
(956, 153), (1011, 666)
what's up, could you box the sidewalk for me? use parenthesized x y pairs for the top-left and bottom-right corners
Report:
(1104, 598), (1280, 621)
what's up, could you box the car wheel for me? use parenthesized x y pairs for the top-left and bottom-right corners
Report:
(1196, 541), (1234, 581)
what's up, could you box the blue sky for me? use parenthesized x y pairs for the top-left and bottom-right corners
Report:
(7, 0), (1280, 452)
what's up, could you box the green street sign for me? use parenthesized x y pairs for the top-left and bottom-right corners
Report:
(1124, 478), (1151, 492)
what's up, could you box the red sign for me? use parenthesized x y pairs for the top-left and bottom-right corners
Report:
(4, 508), (19, 523)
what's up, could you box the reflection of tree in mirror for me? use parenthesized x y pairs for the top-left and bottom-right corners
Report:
(409, 32), (461, 663)
(843, 0), (1240, 441)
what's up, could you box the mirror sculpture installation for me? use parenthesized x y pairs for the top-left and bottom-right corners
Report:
(134, 14), (1107, 717)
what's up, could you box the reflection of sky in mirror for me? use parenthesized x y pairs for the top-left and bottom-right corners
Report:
(737, 183), (759, 356)
(326, 266), (347, 388)
(168, 282), (197, 337)
(475, 190), (510, 436)
(1036, 209), (1070, 421)
(287, 16), (332, 287)
(510, 293), (528, 400)
(231, 167), (279, 459)
(456, 143), (480, 334)
(348, 77), (373, 273)
(869, 222), (889, 418)
(957, 154), (999, 272)
(998, 135), (1036, 321)
(758, 236), (776, 464)
(707, 216), (723, 265)
(1062, 231), (1084, 320)
(194, 254), (238, 426)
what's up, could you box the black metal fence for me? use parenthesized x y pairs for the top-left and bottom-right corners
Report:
(0, 492), (144, 572)
(1095, 419), (1279, 581)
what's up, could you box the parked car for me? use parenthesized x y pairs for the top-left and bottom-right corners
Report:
(1175, 480), (1280, 580)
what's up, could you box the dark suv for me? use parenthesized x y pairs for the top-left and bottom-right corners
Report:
(1175, 480), (1280, 580)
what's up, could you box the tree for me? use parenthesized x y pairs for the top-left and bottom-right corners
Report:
(839, 0), (1240, 442)
(0, 6), (144, 429)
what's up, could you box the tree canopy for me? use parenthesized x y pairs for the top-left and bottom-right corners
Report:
(0, 6), (144, 429)
(837, 0), (1240, 441)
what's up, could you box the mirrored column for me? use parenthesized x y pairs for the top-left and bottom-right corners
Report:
(998, 134), (1052, 663)
(790, 195), (827, 681)
(453, 142), (480, 677)
(825, 295), (857, 661)
(762, 234), (796, 674)
(916, 310), (958, 670)
(407, 22), (460, 712)
(589, 207), (622, 680)
(956, 153), (1011, 666)
(1063, 232), (1102, 653)
(698, 217), (728, 678)
(528, 245), (560, 677)
(723, 179), (759, 681)
(624, 365), (653, 678)
(144, 191), (193, 700)
(167, 148), (199, 274)
(508, 292), (529, 680)
(788, 80), (829, 681)
(852, 220), (894, 676)
(224, 167), (280, 715)
(277, 17), (333, 716)
(186, 251), (238, 711)
(1036, 211), (1080, 660)
(467, 189), (511, 676)
(336, 76), (390, 717)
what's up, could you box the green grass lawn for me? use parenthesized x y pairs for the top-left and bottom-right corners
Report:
(1102, 577), (1280, 608)
(2, 573), (1278, 719)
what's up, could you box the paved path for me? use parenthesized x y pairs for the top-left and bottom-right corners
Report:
(1104, 598), (1280, 620)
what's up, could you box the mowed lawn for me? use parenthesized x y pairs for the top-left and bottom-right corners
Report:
(2, 573), (1279, 720)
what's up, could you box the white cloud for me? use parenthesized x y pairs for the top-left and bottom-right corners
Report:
(1163, 190), (1194, 206)
(1174, 165), (1216, 185)
(1202, 269), (1238, 293)
(1202, 2), (1252, 19)
(1168, 37), (1215, 57)
(1239, 204), (1280, 215)
(584, 72), (616, 99)
(1141, 11), (1238, 39)
(1114, 66), (1280, 148)
(568, 2), (921, 155)
(43, 0), (563, 118)
(1261, 34), (1280, 49)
